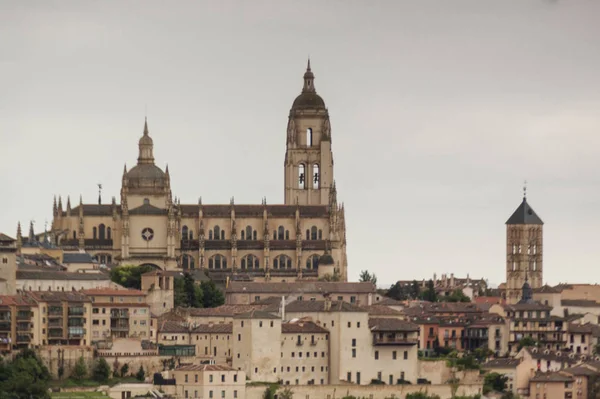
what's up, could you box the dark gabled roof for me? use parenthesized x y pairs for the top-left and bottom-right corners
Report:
(368, 318), (419, 332)
(129, 203), (168, 215)
(561, 299), (600, 308)
(226, 281), (376, 294)
(192, 323), (233, 334)
(0, 233), (16, 242)
(506, 198), (543, 225)
(361, 305), (404, 316)
(25, 291), (91, 303)
(282, 320), (329, 334)
(482, 358), (521, 369)
(234, 309), (279, 320)
(562, 365), (600, 377)
(68, 204), (115, 216)
(16, 270), (110, 281)
(530, 372), (574, 383)
(158, 320), (190, 333)
(283, 300), (366, 313)
(63, 252), (96, 264)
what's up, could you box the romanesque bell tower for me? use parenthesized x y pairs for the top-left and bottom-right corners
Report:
(505, 190), (543, 304)
(284, 60), (334, 205)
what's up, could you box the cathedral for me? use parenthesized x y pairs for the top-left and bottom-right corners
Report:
(48, 62), (348, 282)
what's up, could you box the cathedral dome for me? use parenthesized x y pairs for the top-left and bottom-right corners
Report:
(291, 60), (326, 111)
(125, 119), (168, 191)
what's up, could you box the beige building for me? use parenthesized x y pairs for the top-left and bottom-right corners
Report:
(16, 269), (116, 292)
(505, 193), (544, 304)
(62, 252), (99, 273)
(192, 323), (233, 364)
(0, 234), (17, 295)
(529, 371), (575, 399)
(0, 294), (37, 353)
(141, 269), (176, 316)
(49, 62), (348, 283)
(25, 291), (92, 346)
(173, 364), (245, 399)
(280, 318), (330, 385)
(225, 281), (377, 306)
(82, 288), (150, 341)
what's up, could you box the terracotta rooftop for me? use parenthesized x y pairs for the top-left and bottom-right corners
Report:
(561, 299), (600, 308)
(141, 270), (184, 277)
(234, 309), (279, 320)
(187, 304), (271, 317)
(562, 365), (600, 377)
(283, 300), (366, 313)
(175, 364), (236, 372)
(158, 320), (190, 333)
(0, 295), (37, 306)
(368, 318), (419, 332)
(375, 298), (404, 306)
(530, 371), (574, 383)
(361, 304), (404, 316)
(282, 319), (329, 334)
(482, 359), (521, 369)
(533, 285), (561, 294)
(25, 291), (91, 303)
(82, 288), (146, 296)
(226, 281), (376, 294)
(17, 270), (110, 281)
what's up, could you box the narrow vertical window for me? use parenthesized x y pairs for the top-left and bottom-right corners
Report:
(182, 225), (189, 240)
(307, 128), (313, 147)
(278, 226), (284, 240)
(298, 164), (306, 189)
(214, 226), (220, 240)
(93, 227), (97, 240)
(313, 164), (320, 189)
(98, 224), (106, 240)
(246, 226), (252, 241)
(107, 227), (112, 240)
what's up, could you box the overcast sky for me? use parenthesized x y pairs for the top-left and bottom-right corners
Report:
(2, 1), (600, 286)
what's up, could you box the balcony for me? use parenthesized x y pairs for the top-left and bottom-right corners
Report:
(16, 311), (31, 320)
(48, 319), (63, 327)
(111, 324), (129, 332)
(310, 341), (317, 346)
(373, 336), (419, 346)
(296, 340), (304, 347)
(0, 311), (11, 321)
(68, 327), (85, 339)
(16, 335), (31, 343)
(48, 330), (64, 338)
(110, 310), (129, 319)
(0, 322), (11, 331)
(48, 306), (63, 317)
(68, 307), (85, 316)
(16, 323), (31, 332)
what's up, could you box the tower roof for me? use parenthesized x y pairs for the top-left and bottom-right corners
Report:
(126, 119), (167, 192)
(506, 197), (543, 225)
(291, 59), (326, 111)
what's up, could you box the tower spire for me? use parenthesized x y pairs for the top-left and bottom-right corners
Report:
(523, 180), (527, 201)
(302, 58), (316, 93)
(137, 118), (155, 164)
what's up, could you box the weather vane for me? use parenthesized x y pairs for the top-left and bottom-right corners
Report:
(523, 180), (527, 200)
(98, 183), (103, 205)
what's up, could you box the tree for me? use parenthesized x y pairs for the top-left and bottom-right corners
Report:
(278, 387), (294, 399)
(517, 336), (536, 351)
(110, 264), (156, 289)
(92, 358), (111, 383)
(359, 270), (377, 286)
(421, 279), (438, 302)
(201, 280), (225, 308)
(319, 271), (341, 282)
(386, 282), (409, 300)
(410, 280), (421, 300)
(135, 365), (145, 381)
(0, 349), (52, 399)
(483, 372), (508, 394)
(406, 393), (441, 399)
(184, 273), (202, 308)
(71, 356), (87, 381)
(120, 363), (129, 378)
(441, 289), (471, 303)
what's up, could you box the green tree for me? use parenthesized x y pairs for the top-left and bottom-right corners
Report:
(71, 356), (87, 381)
(410, 280), (421, 300)
(120, 363), (129, 378)
(201, 280), (225, 308)
(92, 358), (111, 383)
(359, 270), (377, 286)
(318, 271), (341, 281)
(441, 289), (471, 303)
(184, 273), (203, 308)
(421, 279), (438, 302)
(483, 372), (508, 394)
(386, 282), (409, 300)
(110, 264), (156, 289)
(406, 393), (441, 399)
(517, 336), (536, 351)
(0, 349), (52, 399)
(278, 386), (294, 399)
(135, 365), (145, 381)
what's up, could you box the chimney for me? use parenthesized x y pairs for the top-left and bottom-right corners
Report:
(281, 295), (285, 321)
(450, 273), (455, 288)
(324, 293), (332, 311)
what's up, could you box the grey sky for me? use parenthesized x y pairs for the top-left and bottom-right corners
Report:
(2, 1), (600, 286)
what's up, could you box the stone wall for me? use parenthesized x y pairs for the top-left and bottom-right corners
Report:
(417, 360), (482, 385)
(246, 383), (483, 399)
(38, 346), (95, 378)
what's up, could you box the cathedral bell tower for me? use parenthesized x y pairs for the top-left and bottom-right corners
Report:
(505, 187), (543, 304)
(284, 60), (334, 205)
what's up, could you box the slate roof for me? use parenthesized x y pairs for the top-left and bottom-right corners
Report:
(368, 318), (419, 332)
(192, 323), (233, 334)
(482, 359), (521, 369)
(283, 300), (366, 313)
(282, 320), (329, 334)
(530, 372), (574, 383)
(17, 270), (110, 281)
(178, 204), (329, 218)
(129, 203), (168, 215)
(226, 281), (376, 294)
(562, 365), (600, 377)
(63, 252), (96, 264)
(233, 309), (279, 320)
(67, 204), (115, 216)
(506, 198), (543, 225)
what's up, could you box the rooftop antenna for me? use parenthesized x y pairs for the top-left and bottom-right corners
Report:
(98, 183), (103, 205)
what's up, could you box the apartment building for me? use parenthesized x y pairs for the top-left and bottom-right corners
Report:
(280, 318), (330, 385)
(191, 323), (233, 364)
(0, 295), (36, 353)
(529, 372), (576, 399)
(173, 364), (245, 399)
(83, 288), (150, 341)
(566, 322), (600, 355)
(25, 291), (92, 346)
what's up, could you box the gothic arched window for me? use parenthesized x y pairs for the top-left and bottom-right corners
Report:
(107, 227), (112, 240)
(241, 231), (245, 240)
(278, 226), (285, 240)
(299, 164), (306, 189)
(208, 254), (227, 270)
(213, 226), (221, 241)
(246, 226), (253, 241)
(93, 227), (97, 240)
(305, 229), (309, 241)
(182, 254), (195, 270)
(182, 226), (189, 241)
(73, 231), (76, 240)
(313, 163), (320, 189)
(310, 226), (318, 240)
(241, 254), (260, 270)
(285, 230), (289, 240)
(306, 254), (319, 270)
(221, 229), (225, 240)
(273, 255), (293, 270)
(318, 229), (323, 240)
(307, 128), (313, 147)
(98, 224), (106, 240)
(253, 231), (257, 240)
(189, 230), (193, 240)
(209, 230), (213, 240)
